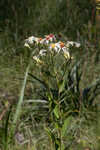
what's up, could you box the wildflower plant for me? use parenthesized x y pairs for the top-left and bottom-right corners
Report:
(22, 34), (100, 149)
(2, 34), (99, 150)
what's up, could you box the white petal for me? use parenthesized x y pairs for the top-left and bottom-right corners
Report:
(39, 49), (47, 56)
(28, 36), (35, 44)
(24, 43), (31, 48)
(66, 41), (80, 48)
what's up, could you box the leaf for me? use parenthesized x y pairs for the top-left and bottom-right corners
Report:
(11, 64), (30, 137)
(54, 105), (59, 119)
(24, 99), (48, 104)
(61, 116), (72, 137)
(58, 80), (65, 93)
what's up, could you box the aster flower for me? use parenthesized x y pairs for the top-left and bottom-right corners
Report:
(42, 34), (56, 45)
(35, 37), (41, 44)
(39, 49), (47, 56)
(49, 43), (60, 52)
(24, 34), (75, 60)
(37, 38), (45, 45)
(33, 56), (43, 64)
(49, 41), (66, 53)
(24, 42), (31, 48)
(43, 38), (50, 45)
(25, 36), (41, 45)
(45, 34), (56, 42)
(66, 41), (81, 48)
(25, 36), (36, 44)
(62, 48), (70, 59)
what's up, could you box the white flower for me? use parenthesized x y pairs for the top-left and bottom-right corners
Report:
(54, 46), (60, 52)
(75, 42), (80, 48)
(33, 56), (39, 61)
(62, 47), (70, 59)
(27, 36), (36, 44)
(43, 34), (56, 45)
(25, 36), (41, 45)
(39, 49), (47, 56)
(49, 42), (66, 53)
(24, 42), (31, 48)
(63, 51), (70, 59)
(66, 41), (81, 48)
(35, 37), (40, 44)
(45, 34), (56, 41)
(49, 43), (59, 52)
(33, 56), (43, 64)
(39, 38), (49, 45)
(39, 38), (45, 44)
(55, 42), (61, 48)
(44, 39), (50, 45)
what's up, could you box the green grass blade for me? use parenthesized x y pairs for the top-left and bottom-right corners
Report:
(12, 64), (30, 132)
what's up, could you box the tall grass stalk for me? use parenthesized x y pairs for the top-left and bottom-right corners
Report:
(11, 64), (30, 138)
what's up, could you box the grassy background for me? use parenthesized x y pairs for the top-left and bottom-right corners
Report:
(0, 0), (100, 150)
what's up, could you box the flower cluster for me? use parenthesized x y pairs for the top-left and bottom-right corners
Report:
(24, 34), (56, 47)
(24, 34), (81, 63)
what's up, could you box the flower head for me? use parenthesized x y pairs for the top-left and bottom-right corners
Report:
(45, 34), (56, 43)
(33, 56), (43, 64)
(39, 49), (47, 56)
(26, 36), (36, 44)
(66, 41), (80, 48)
(49, 41), (66, 53)
(63, 50), (70, 59)
(24, 43), (31, 48)
(24, 34), (78, 60)
(49, 43), (59, 52)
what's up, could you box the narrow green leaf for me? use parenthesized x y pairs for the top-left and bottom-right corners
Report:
(12, 64), (30, 134)
(58, 80), (65, 93)
(54, 105), (59, 119)
(61, 116), (72, 137)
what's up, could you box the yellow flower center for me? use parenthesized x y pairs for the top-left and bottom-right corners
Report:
(51, 43), (55, 48)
